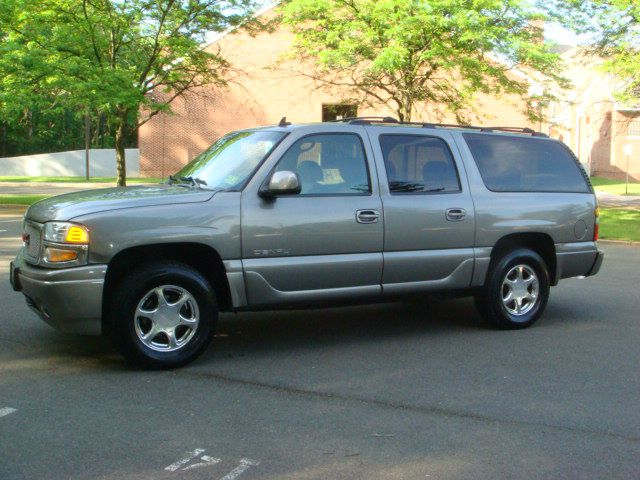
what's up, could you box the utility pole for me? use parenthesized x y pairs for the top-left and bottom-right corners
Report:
(84, 111), (90, 180)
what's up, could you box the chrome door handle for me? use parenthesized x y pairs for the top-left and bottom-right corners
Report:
(445, 208), (466, 221)
(356, 209), (380, 224)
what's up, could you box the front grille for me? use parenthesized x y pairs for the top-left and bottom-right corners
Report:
(24, 221), (42, 261)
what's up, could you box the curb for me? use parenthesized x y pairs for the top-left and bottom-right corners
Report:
(598, 239), (640, 247)
(0, 205), (28, 213)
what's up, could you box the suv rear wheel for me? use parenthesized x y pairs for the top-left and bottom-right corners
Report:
(109, 262), (217, 369)
(475, 248), (550, 329)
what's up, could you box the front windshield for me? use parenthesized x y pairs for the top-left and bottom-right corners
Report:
(173, 130), (286, 190)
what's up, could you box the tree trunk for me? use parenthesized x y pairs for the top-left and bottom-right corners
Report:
(115, 113), (127, 187)
(399, 101), (412, 122)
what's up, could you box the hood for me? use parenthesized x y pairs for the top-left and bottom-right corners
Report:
(26, 185), (218, 223)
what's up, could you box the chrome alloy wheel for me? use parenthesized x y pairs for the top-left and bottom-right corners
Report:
(501, 264), (539, 317)
(134, 285), (200, 352)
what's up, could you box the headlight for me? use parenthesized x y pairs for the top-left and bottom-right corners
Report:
(43, 222), (89, 244)
(40, 222), (90, 267)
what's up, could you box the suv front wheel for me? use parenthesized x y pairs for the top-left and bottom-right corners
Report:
(475, 248), (550, 329)
(109, 262), (218, 369)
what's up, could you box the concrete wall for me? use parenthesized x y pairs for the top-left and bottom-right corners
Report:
(0, 149), (140, 177)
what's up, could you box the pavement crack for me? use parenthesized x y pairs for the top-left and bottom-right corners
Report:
(181, 369), (640, 444)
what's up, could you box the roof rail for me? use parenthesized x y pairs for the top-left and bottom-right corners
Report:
(328, 116), (399, 124)
(327, 116), (548, 137)
(278, 116), (291, 127)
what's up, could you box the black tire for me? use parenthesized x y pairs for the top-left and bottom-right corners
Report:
(109, 261), (217, 369)
(474, 248), (550, 329)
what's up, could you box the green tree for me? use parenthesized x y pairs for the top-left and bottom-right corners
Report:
(543, 0), (639, 106)
(0, 0), (255, 185)
(281, 0), (566, 122)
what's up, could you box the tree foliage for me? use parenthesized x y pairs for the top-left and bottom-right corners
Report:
(543, 0), (640, 106)
(0, 0), (255, 185)
(282, 0), (566, 122)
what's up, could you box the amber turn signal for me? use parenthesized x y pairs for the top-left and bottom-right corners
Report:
(45, 247), (78, 263)
(65, 225), (89, 243)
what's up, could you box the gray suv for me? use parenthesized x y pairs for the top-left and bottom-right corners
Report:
(10, 117), (604, 368)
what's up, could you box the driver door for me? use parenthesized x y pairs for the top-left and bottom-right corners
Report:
(240, 129), (383, 306)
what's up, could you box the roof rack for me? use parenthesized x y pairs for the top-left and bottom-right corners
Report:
(329, 116), (548, 137)
(278, 116), (291, 127)
(337, 116), (399, 125)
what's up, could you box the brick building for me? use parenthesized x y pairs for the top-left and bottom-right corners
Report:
(138, 7), (640, 180)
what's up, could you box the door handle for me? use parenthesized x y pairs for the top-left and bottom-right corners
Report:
(445, 208), (466, 221)
(356, 209), (380, 224)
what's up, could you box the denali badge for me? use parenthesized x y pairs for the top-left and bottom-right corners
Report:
(253, 248), (291, 256)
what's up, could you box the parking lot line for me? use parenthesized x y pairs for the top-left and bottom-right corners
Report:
(164, 449), (206, 472)
(219, 458), (260, 480)
(0, 407), (17, 418)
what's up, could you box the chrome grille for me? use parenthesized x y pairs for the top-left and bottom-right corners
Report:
(24, 222), (42, 261)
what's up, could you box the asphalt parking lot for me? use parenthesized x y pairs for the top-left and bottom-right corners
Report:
(1, 209), (639, 479)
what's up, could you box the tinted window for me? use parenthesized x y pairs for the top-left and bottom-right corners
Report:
(275, 134), (370, 195)
(379, 135), (461, 193)
(463, 133), (590, 193)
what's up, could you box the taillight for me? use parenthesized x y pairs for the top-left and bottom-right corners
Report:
(594, 207), (599, 241)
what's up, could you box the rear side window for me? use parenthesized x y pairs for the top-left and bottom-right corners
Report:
(379, 135), (461, 193)
(463, 133), (590, 193)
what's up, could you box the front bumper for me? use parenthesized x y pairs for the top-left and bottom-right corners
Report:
(10, 248), (107, 335)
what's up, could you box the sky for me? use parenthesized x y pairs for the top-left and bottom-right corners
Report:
(545, 22), (591, 46)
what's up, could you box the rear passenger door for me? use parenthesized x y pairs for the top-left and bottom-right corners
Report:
(368, 129), (476, 294)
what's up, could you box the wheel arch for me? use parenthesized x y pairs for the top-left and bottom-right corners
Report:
(102, 242), (233, 334)
(489, 232), (557, 285)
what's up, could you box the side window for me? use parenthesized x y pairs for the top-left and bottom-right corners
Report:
(379, 135), (461, 193)
(463, 133), (591, 193)
(275, 133), (370, 195)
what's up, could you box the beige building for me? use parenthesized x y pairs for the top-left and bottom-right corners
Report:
(138, 8), (640, 180)
(547, 47), (640, 180)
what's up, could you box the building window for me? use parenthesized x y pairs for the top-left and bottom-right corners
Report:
(628, 120), (640, 138)
(322, 104), (357, 122)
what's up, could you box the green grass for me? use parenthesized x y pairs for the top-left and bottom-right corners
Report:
(590, 176), (640, 196)
(0, 194), (50, 205)
(599, 208), (640, 242)
(0, 176), (161, 183)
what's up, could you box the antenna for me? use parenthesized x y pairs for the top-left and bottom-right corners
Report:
(278, 117), (291, 127)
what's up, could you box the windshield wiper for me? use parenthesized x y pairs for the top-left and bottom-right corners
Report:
(168, 175), (207, 188)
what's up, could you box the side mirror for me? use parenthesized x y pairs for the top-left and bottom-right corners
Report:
(260, 170), (301, 198)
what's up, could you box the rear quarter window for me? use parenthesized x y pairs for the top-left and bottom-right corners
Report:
(463, 133), (591, 193)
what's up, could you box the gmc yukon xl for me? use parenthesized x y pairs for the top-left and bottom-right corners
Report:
(10, 117), (604, 368)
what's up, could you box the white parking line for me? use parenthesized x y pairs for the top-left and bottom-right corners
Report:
(219, 458), (260, 480)
(165, 449), (205, 472)
(182, 455), (221, 471)
(0, 229), (7, 233)
(0, 407), (17, 418)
